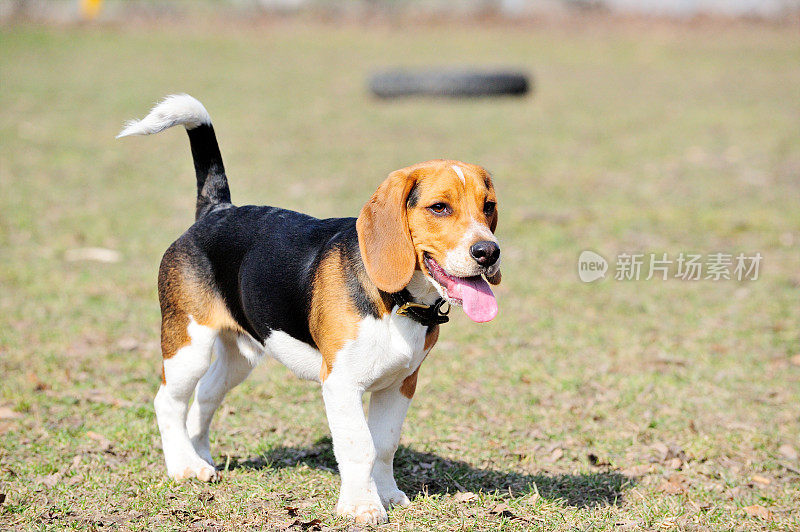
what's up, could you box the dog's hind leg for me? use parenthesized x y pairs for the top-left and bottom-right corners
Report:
(154, 313), (219, 482)
(155, 240), (251, 481)
(186, 331), (253, 465)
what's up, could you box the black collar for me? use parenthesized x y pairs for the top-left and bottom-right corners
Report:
(391, 289), (449, 328)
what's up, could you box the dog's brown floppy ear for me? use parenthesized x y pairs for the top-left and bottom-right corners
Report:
(357, 169), (417, 293)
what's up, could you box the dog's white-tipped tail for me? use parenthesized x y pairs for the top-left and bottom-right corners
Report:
(116, 94), (211, 139)
(118, 94), (230, 221)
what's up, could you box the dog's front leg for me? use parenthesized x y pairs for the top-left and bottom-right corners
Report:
(322, 373), (388, 525)
(368, 385), (412, 509)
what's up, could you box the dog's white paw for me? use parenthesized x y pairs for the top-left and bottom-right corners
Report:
(336, 499), (388, 524)
(168, 460), (218, 482)
(379, 488), (411, 509)
(189, 437), (214, 466)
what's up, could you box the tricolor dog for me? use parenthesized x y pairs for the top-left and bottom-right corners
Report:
(118, 95), (501, 524)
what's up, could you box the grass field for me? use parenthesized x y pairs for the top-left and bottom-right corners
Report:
(1, 17), (799, 530)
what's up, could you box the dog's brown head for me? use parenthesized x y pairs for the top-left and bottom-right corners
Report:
(357, 160), (500, 322)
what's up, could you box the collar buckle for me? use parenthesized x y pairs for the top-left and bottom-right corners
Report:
(396, 301), (431, 317)
(392, 290), (450, 327)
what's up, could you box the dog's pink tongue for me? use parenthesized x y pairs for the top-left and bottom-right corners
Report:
(448, 275), (498, 323)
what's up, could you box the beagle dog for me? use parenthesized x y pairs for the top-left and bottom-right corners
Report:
(118, 95), (501, 524)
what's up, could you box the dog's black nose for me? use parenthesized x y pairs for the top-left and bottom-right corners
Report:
(470, 241), (500, 267)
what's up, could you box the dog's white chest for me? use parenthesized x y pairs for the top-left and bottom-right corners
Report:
(336, 312), (429, 391)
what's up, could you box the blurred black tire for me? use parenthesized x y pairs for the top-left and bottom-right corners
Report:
(369, 69), (531, 98)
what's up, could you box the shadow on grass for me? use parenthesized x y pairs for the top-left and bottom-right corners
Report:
(227, 437), (631, 508)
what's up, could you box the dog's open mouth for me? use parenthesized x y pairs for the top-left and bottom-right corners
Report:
(423, 255), (498, 323)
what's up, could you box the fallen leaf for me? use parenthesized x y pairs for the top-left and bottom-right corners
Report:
(779, 461), (800, 475)
(657, 517), (679, 528)
(64, 247), (121, 263)
(666, 457), (683, 470)
(66, 474), (84, 486)
(652, 442), (687, 468)
(26, 372), (49, 391)
(81, 389), (134, 408)
(726, 421), (755, 432)
(0, 493), (5, 504)
(170, 508), (191, 519)
(454, 491), (478, 502)
(116, 337), (139, 351)
(86, 431), (113, 452)
(690, 501), (713, 512)
(301, 518), (322, 530)
(751, 475), (771, 485)
(588, 453), (610, 467)
(490, 502), (516, 518)
(654, 355), (687, 366)
(652, 442), (670, 460)
(624, 464), (653, 476)
(36, 473), (61, 488)
(549, 448), (564, 462)
(778, 444), (798, 461)
(725, 486), (744, 501)
(0, 407), (21, 420)
(284, 506), (299, 517)
(286, 518), (322, 531)
(743, 505), (773, 520)
(658, 474), (689, 495)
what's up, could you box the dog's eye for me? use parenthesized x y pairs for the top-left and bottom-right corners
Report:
(484, 201), (496, 217)
(428, 203), (451, 216)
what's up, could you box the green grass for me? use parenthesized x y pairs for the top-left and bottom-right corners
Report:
(1, 18), (799, 530)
